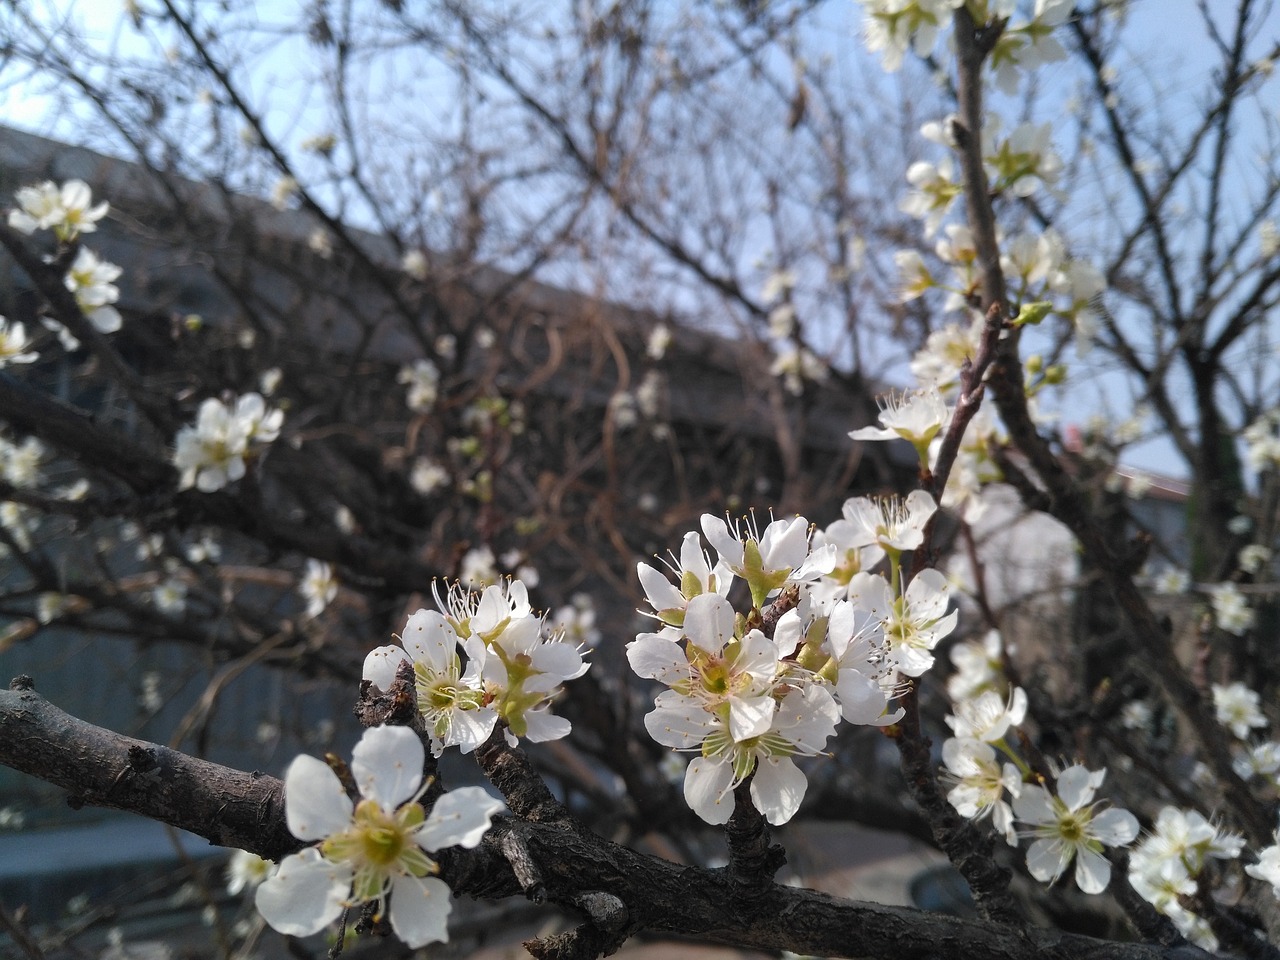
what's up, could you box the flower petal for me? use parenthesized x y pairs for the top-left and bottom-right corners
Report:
(1012, 784), (1054, 825)
(637, 562), (685, 614)
(684, 756), (736, 825)
(285, 755), (353, 841)
(1025, 837), (1072, 884)
(351, 725), (424, 810)
(751, 756), (807, 825)
(255, 849), (349, 937)
(363, 644), (410, 692)
(521, 707), (572, 742)
(388, 874), (452, 947)
(683, 593), (735, 653)
(1091, 807), (1139, 846)
(700, 515), (744, 567)
(400, 609), (457, 672)
(644, 693), (719, 749)
(1074, 846), (1112, 894)
(626, 634), (689, 685)
(1055, 764), (1101, 811)
(728, 695), (776, 741)
(418, 786), (504, 850)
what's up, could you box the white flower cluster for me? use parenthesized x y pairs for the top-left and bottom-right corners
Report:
(254, 725), (503, 947)
(1208, 582), (1255, 636)
(630, 500), (962, 825)
(941, 638), (1138, 893)
(902, 217), (1105, 355)
(1243, 409), (1280, 471)
(173, 392), (284, 492)
(858, 0), (1069, 91)
(8, 181), (124, 344)
(398, 358), (440, 413)
(363, 578), (588, 756)
(8, 179), (108, 241)
(1128, 808), (1243, 949)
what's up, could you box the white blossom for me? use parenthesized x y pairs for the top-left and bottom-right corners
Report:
(300, 560), (338, 618)
(1208, 582), (1255, 635)
(942, 737), (1022, 845)
(398, 359), (440, 414)
(1212, 681), (1267, 739)
(0, 319), (38, 369)
(64, 247), (123, 333)
(849, 387), (949, 455)
(227, 850), (276, 896)
(255, 726), (502, 947)
(946, 687), (1027, 743)
(1014, 765), (1138, 894)
(173, 393), (283, 492)
(401, 249), (429, 280)
(9, 179), (108, 240)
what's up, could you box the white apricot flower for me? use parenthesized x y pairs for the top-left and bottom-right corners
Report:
(429, 579), (588, 746)
(821, 599), (903, 726)
(9, 179), (108, 240)
(839, 490), (937, 557)
(648, 684), (839, 826)
(630, 594), (783, 742)
(900, 156), (961, 236)
(1013, 764), (1138, 894)
(1212, 681), (1268, 740)
(64, 247), (123, 333)
(946, 687), (1027, 743)
(0, 319), (38, 368)
(942, 737), (1022, 846)
(300, 559), (338, 618)
(1208, 582), (1255, 635)
(1246, 842), (1280, 899)
(861, 0), (964, 72)
(701, 513), (835, 609)
(945, 629), (1005, 701)
(363, 609), (496, 756)
(173, 392), (283, 492)
(849, 387), (950, 463)
(255, 725), (503, 948)
(910, 313), (985, 394)
(398, 359), (440, 413)
(847, 567), (957, 677)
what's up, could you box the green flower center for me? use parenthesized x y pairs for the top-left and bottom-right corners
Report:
(321, 799), (434, 905)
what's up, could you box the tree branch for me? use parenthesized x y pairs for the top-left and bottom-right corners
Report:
(0, 681), (1221, 960)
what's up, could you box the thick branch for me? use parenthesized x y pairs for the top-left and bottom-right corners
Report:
(0, 682), (1222, 960)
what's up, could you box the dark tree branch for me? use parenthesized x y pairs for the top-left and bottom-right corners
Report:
(0, 682), (1223, 960)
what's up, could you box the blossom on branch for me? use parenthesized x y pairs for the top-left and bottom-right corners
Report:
(1212, 681), (1267, 740)
(942, 737), (1022, 846)
(255, 725), (502, 947)
(849, 386), (950, 465)
(701, 513), (835, 610)
(637, 529), (735, 629)
(8, 179), (108, 241)
(398, 358), (440, 413)
(173, 392), (283, 492)
(64, 247), (123, 334)
(0, 318), (38, 369)
(1013, 765), (1138, 894)
(300, 559), (338, 618)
